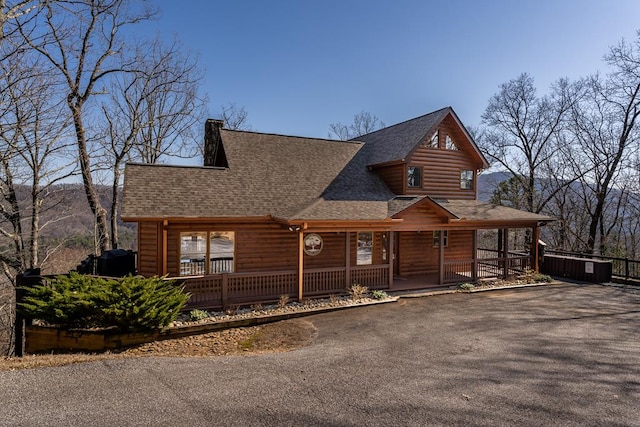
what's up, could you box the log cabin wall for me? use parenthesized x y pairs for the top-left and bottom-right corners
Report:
(304, 232), (346, 269)
(371, 124), (482, 199)
(137, 221), (162, 276)
(165, 220), (298, 276)
(392, 203), (445, 231)
(444, 230), (475, 261)
(397, 231), (439, 276)
(374, 164), (404, 194)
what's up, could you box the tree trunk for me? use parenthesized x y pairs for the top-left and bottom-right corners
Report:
(110, 162), (121, 249)
(70, 104), (110, 253)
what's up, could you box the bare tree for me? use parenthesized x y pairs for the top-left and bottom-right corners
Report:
(480, 73), (581, 214)
(219, 102), (250, 131)
(0, 52), (74, 280)
(0, 0), (40, 42)
(130, 39), (205, 165)
(102, 37), (205, 248)
(329, 110), (385, 140)
(566, 31), (640, 254)
(16, 0), (157, 253)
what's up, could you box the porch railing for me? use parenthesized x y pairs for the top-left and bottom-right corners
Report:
(443, 250), (533, 284)
(181, 264), (390, 309)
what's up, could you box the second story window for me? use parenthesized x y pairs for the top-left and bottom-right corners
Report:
(460, 170), (474, 189)
(445, 135), (458, 150)
(407, 166), (422, 188)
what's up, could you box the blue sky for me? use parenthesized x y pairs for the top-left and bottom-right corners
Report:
(143, 0), (640, 138)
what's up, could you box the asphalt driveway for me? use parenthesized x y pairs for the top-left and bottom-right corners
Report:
(1, 282), (639, 426)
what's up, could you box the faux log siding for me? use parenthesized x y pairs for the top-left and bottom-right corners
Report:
(237, 228), (297, 272)
(412, 145), (477, 199)
(138, 222), (161, 276)
(305, 232), (346, 269)
(165, 221), (298, 276)
(397, 232), (439, 276)
(393, 203), (445, 231)
(444, 230), (475, 261)
(375, 164), (404, 194)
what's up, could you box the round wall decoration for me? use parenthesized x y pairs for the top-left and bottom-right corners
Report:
(303, 233), (323, 256)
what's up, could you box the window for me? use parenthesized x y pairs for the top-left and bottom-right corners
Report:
(407, 166), (422, 188)
(433, 230), (448, 248)
(460, 170), (474, 189)
(426, 130), (438, 148)
(180, 231), (235, 276)
(445, 135), (458, 150)
(357, 231), (373, 265)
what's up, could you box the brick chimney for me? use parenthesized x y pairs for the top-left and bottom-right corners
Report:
(204, 119), (225, 167)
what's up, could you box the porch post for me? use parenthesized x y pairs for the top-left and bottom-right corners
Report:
(161, 220), (168, 275)
(532, 225), (540, 272)
(472, 230), (478, 282)
(502, 228), (509, 278)
(388, 231), (394, 289)
(438, 230), (445, 285)
(298, 231), (304, 301)
(345, 232), (351, 288)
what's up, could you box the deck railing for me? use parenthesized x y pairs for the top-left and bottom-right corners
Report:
(443, 249), (533, 284)
(545, 249), (640, 282)
(181, 264), (391, 309)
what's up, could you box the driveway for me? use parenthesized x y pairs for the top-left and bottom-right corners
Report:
(1, 282), (639, 426)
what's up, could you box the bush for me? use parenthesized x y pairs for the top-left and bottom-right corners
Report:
(349, 284), (369, 301)
(371, 290), (388, 300)
(533, 273), (553, 283)
(458, 282), (475, 291)
(189, 309), (210, 322)
(19, 272), (189, 332)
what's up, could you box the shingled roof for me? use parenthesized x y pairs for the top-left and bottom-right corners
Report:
(122, 131), (362, 220)
(122, 107), (548, 225)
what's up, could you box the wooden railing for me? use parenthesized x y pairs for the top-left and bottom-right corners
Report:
(181, 264), (391, 309)
(443, 250), (533, 284)
(181, 270), (297, 310)
(545, 249), (640, 282)
(350, 265), (390, 289)
(180, 257), (234, 276)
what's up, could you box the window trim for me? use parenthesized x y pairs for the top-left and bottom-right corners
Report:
(407, 165), (423, 189)
(433, 230), (448, 248)
(356, 231), (374, 265)
(460, 169), (474, 190)
(179, 231), (235, 276)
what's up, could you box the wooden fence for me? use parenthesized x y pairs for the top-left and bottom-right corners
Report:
(545, 250), (640, 283)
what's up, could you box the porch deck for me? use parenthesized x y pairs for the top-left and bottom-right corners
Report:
(391, 274), (445, 291)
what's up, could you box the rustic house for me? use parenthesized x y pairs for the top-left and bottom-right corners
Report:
(122, 107), (552, 309)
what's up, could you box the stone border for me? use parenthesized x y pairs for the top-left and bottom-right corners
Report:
(25, 297), (399, 354)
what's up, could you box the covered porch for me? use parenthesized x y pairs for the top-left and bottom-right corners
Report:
(180, 225), (541, 310)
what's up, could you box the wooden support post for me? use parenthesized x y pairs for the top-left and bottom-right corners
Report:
(14, 269), (41, 357)
(438, 230), (445, 285)
(388, 231), (394, 289)
(161, 220), (168, 276)
(345, 232), (351, 289)
(298, 231), (304, 301)
(222, 274), (229, 309)
(532, 225), (540, 272)
(472, 230), (478, 282)
(503, 228), (510, 278)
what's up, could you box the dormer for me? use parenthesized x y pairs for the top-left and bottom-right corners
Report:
(360, 107), (488, 199)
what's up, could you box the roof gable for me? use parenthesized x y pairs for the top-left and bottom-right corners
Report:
(355, 107), (489, 169)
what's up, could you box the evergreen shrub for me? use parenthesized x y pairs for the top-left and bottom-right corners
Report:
(20, 272), (189, 331)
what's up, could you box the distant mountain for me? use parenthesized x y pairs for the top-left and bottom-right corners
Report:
(477, 171), (511, 201)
